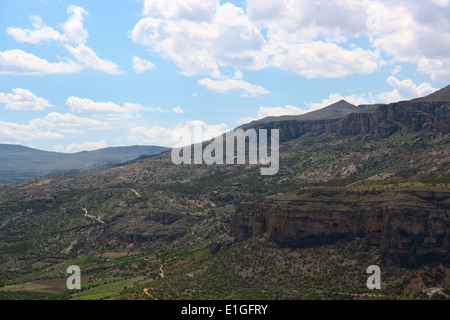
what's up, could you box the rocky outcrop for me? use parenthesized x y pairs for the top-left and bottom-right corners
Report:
(100, 212), (199, 244)
(242, 101), (450, 143)
(231, 189), (450, 265)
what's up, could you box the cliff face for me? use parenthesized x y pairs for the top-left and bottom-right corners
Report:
(242, 101), (450, 143)
(231, 189), (450, 265)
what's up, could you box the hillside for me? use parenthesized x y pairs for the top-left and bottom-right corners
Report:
(242, 100), (376, 126)
(0, 87), (449, 300)
(0, 144), (170, 185)
(413, 85), (450, 102)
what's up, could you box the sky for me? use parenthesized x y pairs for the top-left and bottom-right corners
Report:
(0, 0), (449, 152)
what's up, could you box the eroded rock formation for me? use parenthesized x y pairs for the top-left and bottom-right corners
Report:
(231, 189), (450, 265)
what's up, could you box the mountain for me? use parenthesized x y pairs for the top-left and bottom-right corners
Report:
(241, 99), (377, 127)
(0, 86), (449, 300)
(413, 84), (450, 102)
(0, 144), (170, 185)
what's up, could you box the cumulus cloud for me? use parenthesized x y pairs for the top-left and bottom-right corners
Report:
(66, 97), (142, 120)
(132, 56), (154, 74)
(238, 105), (305, 124)
(142, 0), (220, 21)
(131, 0), (450, 80)
(30, 112), (105, 129)
(131, 1), (267, 77)
(198, 77), (270, 96)
(376, 76), (437, 103)
(65, 140), (108, 153)
(65, 44), (121, 74)
(62, 5), (89, 45)
(128, 125), (174, 146)
(0, 121), (63, 142)
(6, 5), (120, 75)
(128, 120), (228, 147)
(0, 88), (53, 110)
(0, 49), (81, 75)
(417, 57), (450, 82)
(269, 41), (380, 78)
(306, 93), (376, 111)
(7, 15), (64, 44)
(238, 92), (376, 124)
(172, 106), (184, 114)
(7, 6), (89, 45)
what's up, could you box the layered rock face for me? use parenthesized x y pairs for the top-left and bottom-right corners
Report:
(231, 189), (450, 265)
(242, 101), (450, 143)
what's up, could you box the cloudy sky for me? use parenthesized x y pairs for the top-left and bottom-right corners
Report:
(0, 0), (449, 152)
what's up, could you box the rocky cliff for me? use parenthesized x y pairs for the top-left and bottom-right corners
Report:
(231, 188), (450, 265)
(241, 100), (450, 143)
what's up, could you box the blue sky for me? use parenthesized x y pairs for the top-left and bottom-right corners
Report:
(0, 0), (449, 152)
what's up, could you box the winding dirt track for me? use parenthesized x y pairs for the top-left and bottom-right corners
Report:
(131, 189), (141, 197)
(143, 265), (165, 300)
(82, 208), (104, 224)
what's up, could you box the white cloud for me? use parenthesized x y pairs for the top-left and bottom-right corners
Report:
(128, 125), (174, 146)
(132, 1), (267, 77)
(269, 41), (380, 78)
(0, 88), (53, 111)
(238, 92), (377, 124)
(132, 56), (154, 74)
(0, 121), (63, 142)
(142, 0), (220, 21)
(66, 97), (142, 120)
(62, 5), (89, 45)
(257, 105), (305, 118)
(128, 120), (228, 147)
(127, 0), (447, 80)
(431, 0), (449, 6)
(8, 6), (89, 45)
(6, 5), (120, 75)
(0, 49), (81, 75)
(238, 105), (305, 123)
(391, 65), (402, 75)
(6, 15), (64, 44)
(132, 0), (384, 78)
(198, 77), (270, 96)
(376, 76), (437, 103)
(30, 112), (105, 129)
(172, 106), (184, 114)
(306, 93), (376, 111)
(417, 57), (450, 82)
(65, 44), (121, 74)
(65, 140), (108, 153)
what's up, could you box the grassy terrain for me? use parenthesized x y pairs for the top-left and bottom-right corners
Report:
(72, 276), (145, 300)
(0, 121), (448, 300)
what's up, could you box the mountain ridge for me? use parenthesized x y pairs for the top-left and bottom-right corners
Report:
(0, 144), (170, 185)
(0, 85), (449, 299)
(413, 84), (450, 102)
(240, 99), (377, 127)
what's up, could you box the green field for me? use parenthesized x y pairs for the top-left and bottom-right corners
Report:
(72, 277), (145, 300)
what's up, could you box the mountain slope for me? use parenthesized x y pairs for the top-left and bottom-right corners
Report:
(242, 100), (376, 127)
(0, 86), (449, 299)
(0, 144), (170, 185)
(413, 85), (450, 102)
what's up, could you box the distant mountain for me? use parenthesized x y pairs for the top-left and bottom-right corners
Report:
(241, 100), (377, 127)
(413, 84), (450, 102)
(0, 144), (170, 185)
(0, 87), (448, 300)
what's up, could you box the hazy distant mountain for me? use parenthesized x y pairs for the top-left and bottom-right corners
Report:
(0, 145), (170, 185)
(242, 100), (377, 127)
(0, 86), (448, 300)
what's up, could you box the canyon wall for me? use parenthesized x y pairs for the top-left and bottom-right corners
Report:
(242, 101), (450, 142)
(231, 189), (450, 265)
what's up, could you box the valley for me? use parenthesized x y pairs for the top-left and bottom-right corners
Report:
(0, 87), (449, 300)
